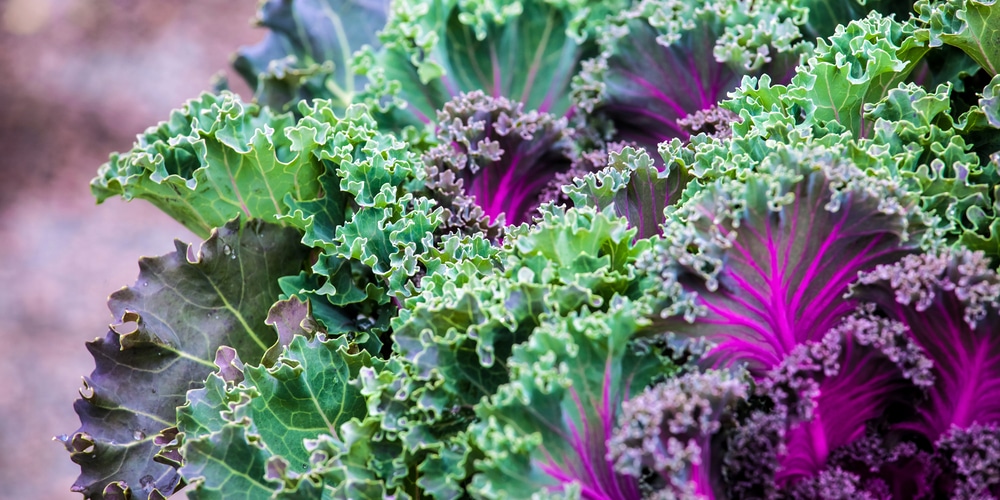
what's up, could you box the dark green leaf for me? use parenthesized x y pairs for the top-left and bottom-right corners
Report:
(61, 218), (308, 499)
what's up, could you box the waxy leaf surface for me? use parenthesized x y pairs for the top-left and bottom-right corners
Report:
(61, 219), (308, 499)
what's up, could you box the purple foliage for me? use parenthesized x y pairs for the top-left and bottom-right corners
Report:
(609, 371), (747, 499)
(423, 91), (574, 226)
(723, 410), (785, 499)
(852, 251), (1000, 443)
(710, 250), (1000, 499)
(594, 39), (739, 146)
(761, 310), (931, 486)
(700, 305), (934, 498)
(536, 359), (644, 500)
(644, 151), (922, 377)
(572, 0), (801, 154)
(828, 430), (930, 500)
(933, 424), (1000, 498)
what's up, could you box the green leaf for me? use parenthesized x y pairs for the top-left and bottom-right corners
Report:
(178, 335), (376, 498)
(470, 300), (676, 497)
(234, 0), (391, 112)
(246, 335), (371, 471)
(61, 218), (309, 499)
(787, 13), (930, 138)
(393, 206), (648, 405)
(982, 72), (1000, 126)
(181, 424), (274, 500)
(721, 43), (1000, 265)
(916, 0), (1000, 76)
(565, 146), (692, 239)
(92, 92), (323, 238)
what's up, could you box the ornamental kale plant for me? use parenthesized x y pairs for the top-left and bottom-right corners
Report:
(61, 0), (1000, 498)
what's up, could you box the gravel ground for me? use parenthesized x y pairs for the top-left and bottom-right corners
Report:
(0, 1), (260, 497)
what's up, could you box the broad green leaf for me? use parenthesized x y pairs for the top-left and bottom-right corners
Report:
(60, 218), (309, 499)
(182, 424), (274, 500)
(916, 0), (1000, 75)
(178, 335), (375, 498)
(244, 335), (371, 471)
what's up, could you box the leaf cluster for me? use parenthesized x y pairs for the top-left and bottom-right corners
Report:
(63, 0), (1000, 499)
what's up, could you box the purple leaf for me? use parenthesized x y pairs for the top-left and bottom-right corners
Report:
(722, 307), (931, 496)
(642, 147), (926, 376)
(762, 309), (931, 485)
(609, 370), (747, 499)
(58, 218), (309, 499)
(423, 91), (573, 226)
(564, 145), (694, 240)
(933, 423), (1000, 498)
(572, 0), (802, 153)
(852, 251), (1000, 443)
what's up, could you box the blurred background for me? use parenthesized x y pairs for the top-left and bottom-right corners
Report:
(0, 0), (263, 497)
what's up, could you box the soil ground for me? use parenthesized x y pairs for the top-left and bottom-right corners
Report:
(0, 1), (259, 497)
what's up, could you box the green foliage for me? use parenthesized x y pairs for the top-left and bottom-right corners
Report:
(357, 206), (656, 494)
(176, 335), (374, 498)
(92, 93), (323, 238)
(233, 0), (390, 112)
(916, 0), (1000, 75)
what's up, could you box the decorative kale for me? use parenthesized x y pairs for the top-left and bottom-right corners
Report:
(853, 251), (1000, 444)
(916, 0), (1000, 76)
(58, 219), (310, 498)
(564, 144), (693, 239)
(608, 370), (747, 498)
(62, 0), (1000, 498)
(91, 92), (324, 238)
